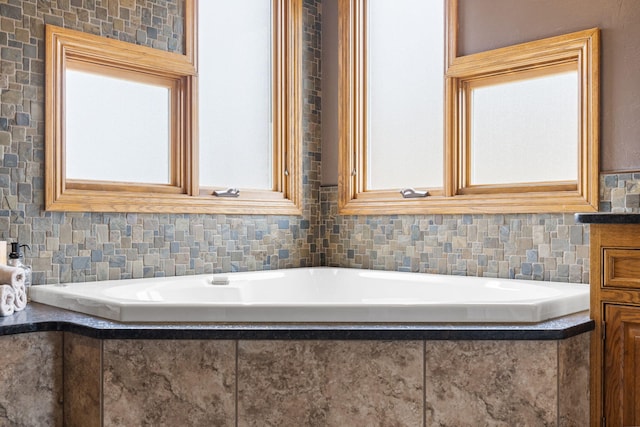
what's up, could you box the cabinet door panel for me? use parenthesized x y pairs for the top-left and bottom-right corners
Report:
(604, 304), (640, 426)
(604, 249), (640, 289)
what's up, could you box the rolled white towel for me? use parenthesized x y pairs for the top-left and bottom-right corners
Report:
(0, 265), (25, 288)
(0, 285), (15, 316)
(11, 281), (26, 311)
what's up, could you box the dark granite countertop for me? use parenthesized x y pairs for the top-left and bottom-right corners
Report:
(0, 303), (594, 341)
(575, 212), (640, 224)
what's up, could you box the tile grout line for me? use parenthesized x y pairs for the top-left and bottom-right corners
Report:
(423, 340), (426, 427)
(235, 340), (239, 427)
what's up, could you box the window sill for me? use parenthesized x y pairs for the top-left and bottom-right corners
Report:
(46, 189), (303, 215)
(338, 191), (598, 215)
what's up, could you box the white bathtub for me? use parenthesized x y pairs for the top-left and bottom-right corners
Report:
(29, 267), (589, 323)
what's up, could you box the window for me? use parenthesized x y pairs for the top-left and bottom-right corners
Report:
(338, 0), (456, 214)
(196, 0), (302, 211)
(45, 0), (302, 214)
(365, 0), (445, 191)
(446, 28), (599, 213)
(45, 25), (194, 212)
(339, 0), (599, 214)
(198, 1), (273, 191)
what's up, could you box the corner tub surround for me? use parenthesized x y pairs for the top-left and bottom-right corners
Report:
(0, 305), (592, 426)
(30, 267), (589, 324)
(0, 275), (594, 426)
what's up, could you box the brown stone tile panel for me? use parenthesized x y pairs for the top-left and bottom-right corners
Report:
(558, 332), (590, 426)
(0, 331), (63, 426)
(102, 339), (236, 427)
(425, 340), (557, 426)
(64, 332), (102, 427)
(237, 340), (423, 426)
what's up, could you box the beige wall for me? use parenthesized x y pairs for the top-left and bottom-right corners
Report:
(320, 0), (640, 185)
(459, 0), (640, 173)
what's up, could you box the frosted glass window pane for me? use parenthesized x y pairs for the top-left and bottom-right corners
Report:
(470, 70), (579, 185)
(366, 0), (444, 190)
(198, 1), (272, 190)
(65, 69), (170, 184)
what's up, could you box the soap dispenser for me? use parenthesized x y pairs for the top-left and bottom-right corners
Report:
(7, 242), (32, 290)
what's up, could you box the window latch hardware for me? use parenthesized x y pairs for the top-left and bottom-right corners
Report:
(400, 188), (429, 198)
(212, 188), (240, 198)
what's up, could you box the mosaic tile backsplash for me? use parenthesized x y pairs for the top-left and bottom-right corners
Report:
(320, 188), (590, 282)
(0, 0), (638, 285)
(320, 173), (640, 283)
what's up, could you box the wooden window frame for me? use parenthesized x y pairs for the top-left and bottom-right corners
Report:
(338, 0), (458, 215)
(338, 0), (599, 215)
(45, 0), (302, 214)
(192, 0), (302, 213)
(446, 28), (600, 213)
(45, 25), (195, 213)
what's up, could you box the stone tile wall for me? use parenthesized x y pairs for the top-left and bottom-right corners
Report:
(320, 172), (640, 283)
(600, 171), (640, 212)
(320, 187), (591, 282)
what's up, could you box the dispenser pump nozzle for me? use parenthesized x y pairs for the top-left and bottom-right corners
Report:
(8, 242), (29, 260)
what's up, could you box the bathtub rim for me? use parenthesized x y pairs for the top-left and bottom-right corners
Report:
(29, 267), (590, 324)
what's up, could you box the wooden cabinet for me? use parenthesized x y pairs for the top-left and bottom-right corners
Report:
(603, 305), (640, 426)
(590, 223), (640, 426)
